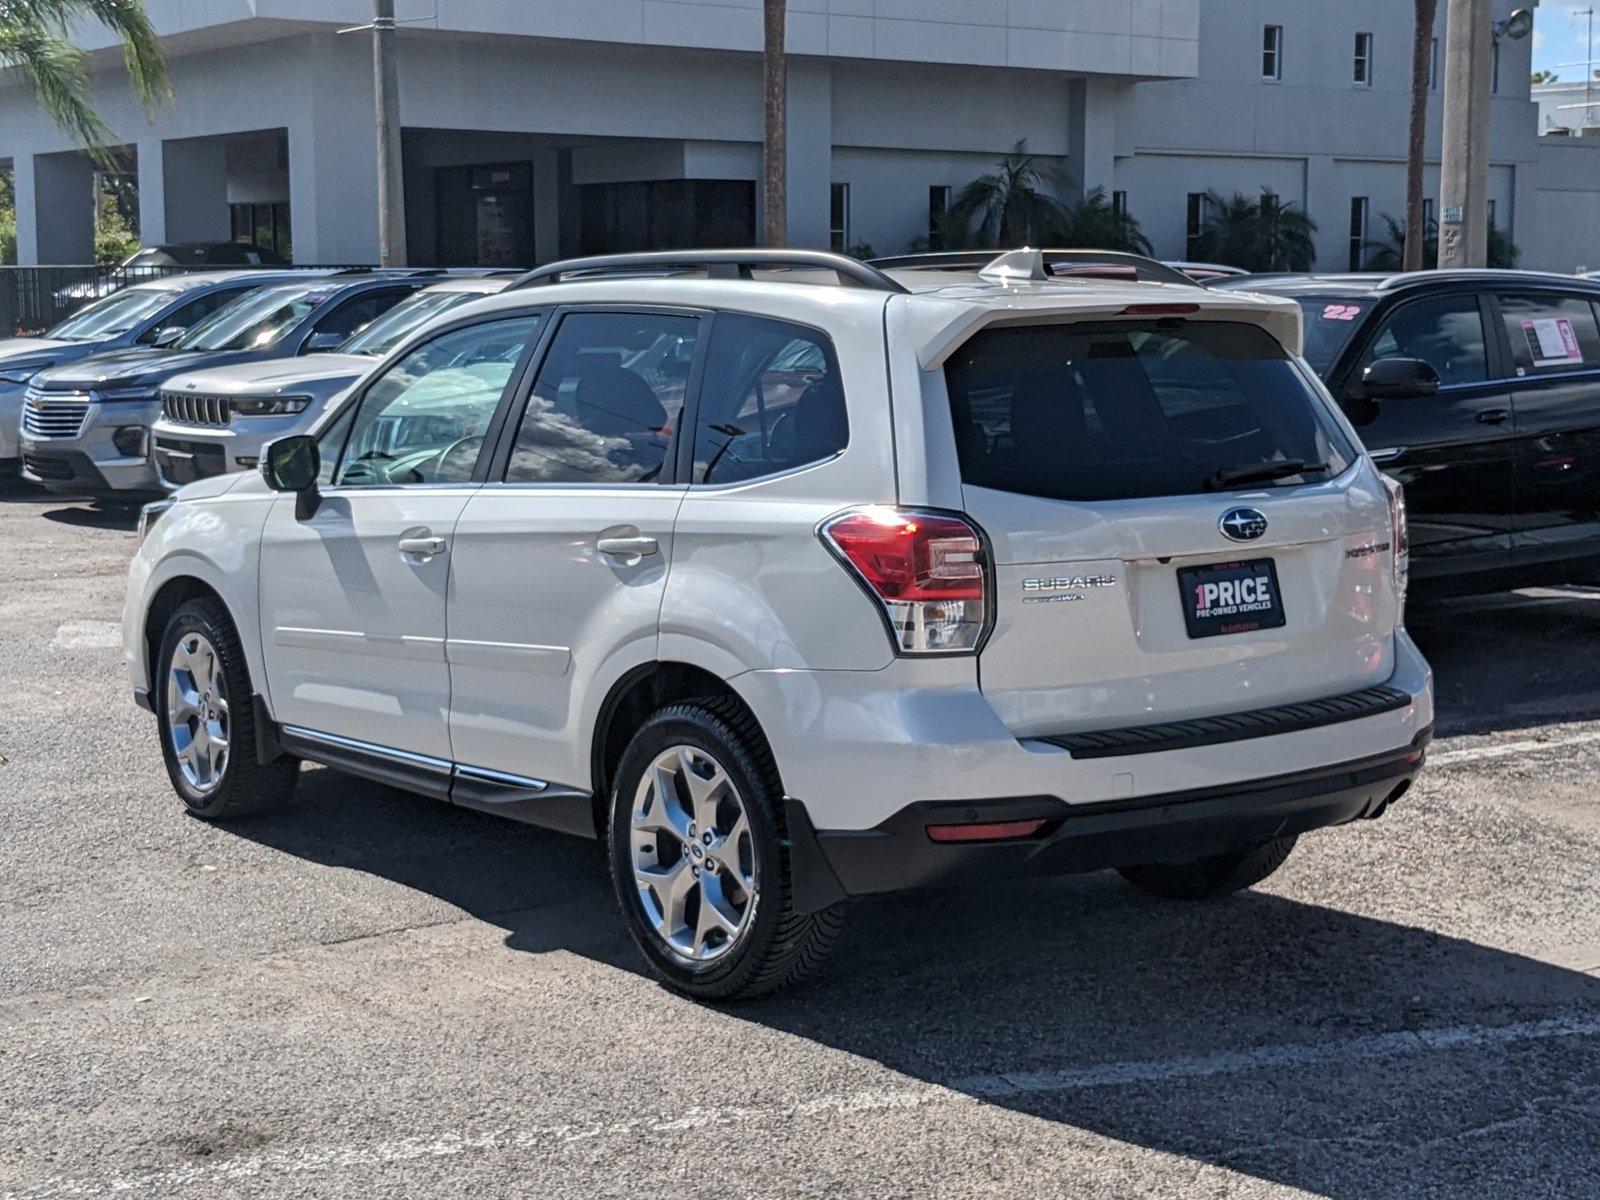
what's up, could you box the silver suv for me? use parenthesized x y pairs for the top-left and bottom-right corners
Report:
(152, 276), (514, 487)
(123, 250), (1433, 1000)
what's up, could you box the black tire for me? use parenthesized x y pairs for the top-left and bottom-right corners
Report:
(1116, 835), (1298, 900)
(606, 696), (846, 1001)
(155, 597), (298, 820)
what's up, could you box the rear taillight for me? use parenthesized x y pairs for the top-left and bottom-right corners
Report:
(820, 506), (989, 654)
(1383, 474), (1409, 614)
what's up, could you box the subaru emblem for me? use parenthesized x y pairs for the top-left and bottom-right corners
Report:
(1219, 507), (1268, 542)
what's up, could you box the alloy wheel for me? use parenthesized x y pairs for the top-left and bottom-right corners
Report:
(629, 745), (759, 963)
(166, 631), (230, 793)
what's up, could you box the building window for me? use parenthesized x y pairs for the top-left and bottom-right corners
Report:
(1430, 38), (1439, 89)
(1262, 25), (1283, 80)
(1488, 198), (1499, 232)
(830, 182), (850, 254)
(1112, 190), (1129, 218)
(1424, 198), (1436, 231)
(928, 185), (951, 251)
(1491, 41), (1501, 93)
(1349, 197), (1370, 271)
(1354, 32), (1373, 86)
(1186, 192), (1210, 259)
(230, 202), (291, 262)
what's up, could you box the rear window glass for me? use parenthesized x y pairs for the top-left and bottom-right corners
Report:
(945, 320), (1357, 503)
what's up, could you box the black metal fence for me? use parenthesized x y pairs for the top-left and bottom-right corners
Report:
(0, 264), (367, 337)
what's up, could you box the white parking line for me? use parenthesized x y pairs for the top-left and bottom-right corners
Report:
(1429, 730), (1600, 768)
(48, 621), (122, 651)
(7, 1010), (1598, 1199)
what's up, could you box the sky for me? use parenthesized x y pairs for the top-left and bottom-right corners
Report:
(1532, 4), (1600, 80)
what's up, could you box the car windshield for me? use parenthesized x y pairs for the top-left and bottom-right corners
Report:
(1291, 296), (1374, 376)
(46, 288), (176, 341)
(176, 282), (334, 352)
(122, 247), (198, 267)
(945, 319), (1358, 503)
(339, 289), (485, 356)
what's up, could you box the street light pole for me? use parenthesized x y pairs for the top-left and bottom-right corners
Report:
(373, 0), (407, 266)
(1438, 0), (1493, 268)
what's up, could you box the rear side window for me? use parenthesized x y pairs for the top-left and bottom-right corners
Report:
(945, 320), (1357, 503)
(314, 288), (414, 341)
(505, 311), (697, 485)
(1359, 294), (1488, 386)
(692, 314), (846, 484)
(1498, 293), (1600, 375)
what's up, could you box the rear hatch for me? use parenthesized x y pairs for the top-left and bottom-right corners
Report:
(943, 316), (1398, 739)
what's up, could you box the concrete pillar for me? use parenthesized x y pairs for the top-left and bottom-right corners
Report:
(288, 41), (381, 266)
(30, 152), (96, 264)
(12, 154), (40, 266)
(531, 146), (561, 265)
(136, 140), (167, 246)
(1303, 155), (1340, 270)
(1067, 77), (1119, 201)
(161, 138), (232, 244)
(784, 59), (832, 251)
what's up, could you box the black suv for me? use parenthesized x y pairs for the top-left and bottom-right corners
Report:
(1219, 270), (1600, 596)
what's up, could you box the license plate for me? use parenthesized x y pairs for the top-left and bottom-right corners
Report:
(1177, 559), (1286, 639)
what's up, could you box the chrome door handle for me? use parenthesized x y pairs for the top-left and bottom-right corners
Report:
(596, 535), (659, 559)
(1476, 409), (1511, 425)
(398, 535), (447, 558)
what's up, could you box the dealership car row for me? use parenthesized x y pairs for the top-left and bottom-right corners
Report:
(6, 249), (1600, 996)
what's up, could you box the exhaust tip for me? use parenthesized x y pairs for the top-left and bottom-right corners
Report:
(1366, 778), (1412, 820)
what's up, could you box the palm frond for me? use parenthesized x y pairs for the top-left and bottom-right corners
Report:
(0, 20), (114, 155)
(0, 0), (169, 163)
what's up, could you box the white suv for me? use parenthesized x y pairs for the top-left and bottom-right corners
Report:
(123, 250), (1433, 1000)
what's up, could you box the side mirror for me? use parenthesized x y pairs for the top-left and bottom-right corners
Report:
(151, 326), (186, 348)
(261, 434), (321, 519)
(1361, 357), (1440, 401)
(303, 331), (345, 353)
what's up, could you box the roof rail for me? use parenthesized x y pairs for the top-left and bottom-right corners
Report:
(507, 250), (908, 293)
(868, 248), (1197, 288)
(1375, 267), (1600, 291)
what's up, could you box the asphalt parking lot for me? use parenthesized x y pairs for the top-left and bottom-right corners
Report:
(1, 479), (1597, 1200)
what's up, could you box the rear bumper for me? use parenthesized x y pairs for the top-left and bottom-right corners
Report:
(789, 728), (1429, 906)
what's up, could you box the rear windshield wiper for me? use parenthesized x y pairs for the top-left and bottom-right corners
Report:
(1205, 458), (1328, 491)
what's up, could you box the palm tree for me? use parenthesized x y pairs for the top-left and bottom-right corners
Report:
(1404, 0), (1439, 271)
(1364, 212), (1519, 271)
(1058, 187), (1152, 255)
(1362, 213), (1423, 271)
(0, 0), (167, 168)
(1194, 190), (1318, 272)
(761, 0), (786, 247)
(946, 140), (1072, 248)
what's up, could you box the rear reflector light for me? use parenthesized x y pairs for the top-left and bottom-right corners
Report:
(820, 506), (989, 654)
(1382, 474), (1409, 616)
(1119, 303), (1201, 316)
(926, 819), (1048, 843)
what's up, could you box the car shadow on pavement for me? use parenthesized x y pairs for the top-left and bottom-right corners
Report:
(229, 764), (1600, 1199)
(1411, 586), (1600, 736)
(37, 502), (144, 531)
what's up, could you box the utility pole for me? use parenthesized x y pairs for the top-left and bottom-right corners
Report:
(1438, 0), (1493, 268)
(761, 0), (787, 248)
(373, 0), (407, 266)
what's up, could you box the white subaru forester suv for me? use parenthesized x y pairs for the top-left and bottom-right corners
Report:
(124, 249), (1433, 1000)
